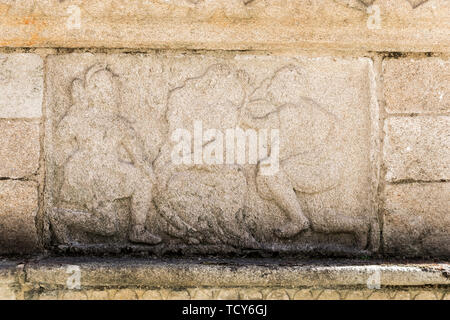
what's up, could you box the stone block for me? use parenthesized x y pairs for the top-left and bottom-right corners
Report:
(0, 120), (40, 178)
(0, 181), (39, 254)
(0, 54), (43, 118)
(383, 58), (450, 114)
(0, 1), (448, 52)
(383, 183), (450, 256)
(384, 116), (450, 182)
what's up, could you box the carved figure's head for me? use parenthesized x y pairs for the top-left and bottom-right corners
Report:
(70, 64), (119, 112)
(85, 64), (118, 110)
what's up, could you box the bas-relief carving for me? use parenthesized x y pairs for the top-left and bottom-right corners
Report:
(50, 65), (161, 245)
(46, 55), (378, 254)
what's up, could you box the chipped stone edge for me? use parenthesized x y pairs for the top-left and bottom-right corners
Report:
(25, 260), (449, 288)
(2, 258), (449, 299)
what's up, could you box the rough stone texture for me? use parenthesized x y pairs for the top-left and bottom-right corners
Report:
(384, 116), (450, 182)
(383, 183), (450, 257)
(0, 261), (19, 300)
(0, 53), (43, 118)
(24, 287), (448, 300)
(0, 120), (40, 178)
(383, 58), (450, 114)
(0, 258), (444, 300)
(0, 0), (449, 303)
(0, 0), (448, 52)
(0, 286), (15, 300)
(0, 181), (39, 254)
(24, 258), (450, 288)
(44, 53), (379, 254)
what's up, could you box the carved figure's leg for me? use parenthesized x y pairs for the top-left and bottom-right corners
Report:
(93, 201), (120, 236)
(257, 170), (310, 238)
(128, 178), (161, 245)
(51, 201), (119, 241)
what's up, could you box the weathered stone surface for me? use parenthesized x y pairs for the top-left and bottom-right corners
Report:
(0, 261), (19, 300)
(0, 0), (448, 52)
(412, 291), (440, 300)
(45, 53), (379, 254)
(266, 289), (290, 300)
(383, 58), (450, 114)
(383, 183), (450, 256)
(1, 258), (448, 300)
(239, 289), (264, 300)
(0, 181), (39, 254)
(0, 120), (40, 178)
(343, 289), (371, 300)
(86, 290), (109, 300)
(384, 116), (450, 182)
(293, 289), (315, 300)
(189, 288), (214, 300)
(316, 289), (342, 300)
(141, 290), (163, 300)
(0, 54), (43, 118)
(61, 290), (88, 300)
(23, 287), (450, 300)
(111, 289), (138, 300)
(25, 258), (450, 288)
(36, 292), (58, 300)
(0, 286), (16, 300)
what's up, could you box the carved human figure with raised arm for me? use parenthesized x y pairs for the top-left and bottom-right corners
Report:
(52, 64), (161, 245)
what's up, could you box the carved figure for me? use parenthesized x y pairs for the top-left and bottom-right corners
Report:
(49, 61), (375, 250)
(51, 64), (161, 244)
(239, 66), (341, 238)
(240, 66), (372, 247)
(153, 64), (252, 245)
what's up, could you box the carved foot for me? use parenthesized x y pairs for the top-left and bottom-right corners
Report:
(129, 225), (162, 245)
(275, 216), (310, 238)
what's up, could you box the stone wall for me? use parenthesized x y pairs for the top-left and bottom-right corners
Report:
(0, 0), (449, 258)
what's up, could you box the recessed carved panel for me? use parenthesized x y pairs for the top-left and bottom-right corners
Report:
(45, 53), (379, 255)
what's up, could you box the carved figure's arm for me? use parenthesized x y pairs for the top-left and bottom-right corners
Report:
(120, 127), (155, 181)
(54, 116), (78, 167)
(240, 99), (278, 129)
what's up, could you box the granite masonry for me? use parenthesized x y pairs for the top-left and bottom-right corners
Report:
(0, 0), (448, 300)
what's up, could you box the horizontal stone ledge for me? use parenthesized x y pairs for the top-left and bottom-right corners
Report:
(0, 0), (449, 52)
(23, 258), (450, 288)
(0, 260), (22, 300)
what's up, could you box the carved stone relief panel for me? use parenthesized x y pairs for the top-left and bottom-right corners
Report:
(45, 53), (379, 255)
